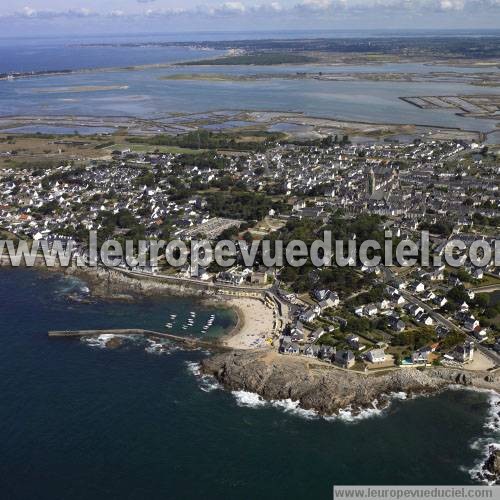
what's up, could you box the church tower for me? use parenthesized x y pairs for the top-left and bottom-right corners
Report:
(366, 167), (376, 196)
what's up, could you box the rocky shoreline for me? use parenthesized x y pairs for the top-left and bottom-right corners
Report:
(202, 350), (500, 483)
(202, 350), (500, 416)
(63, 266), (215, 301)
(477, 446), (500, 485)
(0, 258), (222, 301)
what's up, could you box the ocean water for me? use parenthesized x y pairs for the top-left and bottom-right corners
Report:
(0, 268), (498, 500)
(0, 37), (224, 74)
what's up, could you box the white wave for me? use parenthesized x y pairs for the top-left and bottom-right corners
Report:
(185, 361), (221, 393)
(232, 390), (267, 408)
(82, 337), (103, 347)
(229, 388), (395, 421)
(99, 334), (113, 341)
(467, 391), (500, 484)
(232, 390), (318, 417)
(470, 437), (490, 452)
(468, 440), (500, 485)
(270, 399), (318, 420)
(325, 393), (411, 423)
(199, 378), (221, 393)
(144, 340), (171, 355)
(483, 392), (500, 434)
(82, 333), (117, 349)
(230, 390), (383, 421)
(185, 361), (201, 377)
(326, 403), (384, 423)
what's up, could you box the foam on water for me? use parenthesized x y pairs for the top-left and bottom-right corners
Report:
(185, 361), (202, 377)
(82, 334), (117, 349)
(185, 361), (221, 392)
(326, 403), (384, 423)
(229, 390), (409, 422)
(232, 390), (268, 408)
(82, 334), (175, 354)
(270, 399), (318, 420)
(324, 392), (412, 423)
(467, 391), (500, 484)
(144, 339), (172, 355)
(483, 391), (500, 433)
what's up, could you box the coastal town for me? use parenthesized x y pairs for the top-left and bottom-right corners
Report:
(4, 4), (500, 494)
(0, 132), (499, 372)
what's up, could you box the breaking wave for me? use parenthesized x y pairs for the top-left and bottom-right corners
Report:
(270, 399), (318, 419)
(232, 390), (268, 408)
(185, 361), (221, 392)
(467, 391), (500, 484)
(185, 361), (202, 377)
(329, 404), (384, 422)
(55, 275), (91, 301)
(145, 338), (177, 355)
(228, 390), (413, 422)
(81, 334), (120, 349)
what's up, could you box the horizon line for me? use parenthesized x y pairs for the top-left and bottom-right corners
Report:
(1, 27), (500, 41)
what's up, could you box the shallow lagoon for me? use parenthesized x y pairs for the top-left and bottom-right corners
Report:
(0, 59), (499, 133)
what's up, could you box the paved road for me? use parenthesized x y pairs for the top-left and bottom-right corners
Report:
(399, 289), (500, 366)
(472, 284), (500, 293)
(380, 265), (500, 365)
(116, 268), (270, 295)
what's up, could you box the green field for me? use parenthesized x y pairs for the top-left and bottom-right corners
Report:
(126, 144), (207, 155)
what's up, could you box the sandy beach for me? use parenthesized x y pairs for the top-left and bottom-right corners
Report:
(222, 297), (278, 350)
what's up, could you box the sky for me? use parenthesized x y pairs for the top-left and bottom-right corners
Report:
(0, 0), (500, 36)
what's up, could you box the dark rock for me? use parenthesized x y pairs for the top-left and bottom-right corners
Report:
(478, 446), (500, 484)
(201, 350), (446, 416)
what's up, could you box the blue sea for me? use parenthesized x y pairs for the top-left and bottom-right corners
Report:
(0, 268), (499, 499)
(0, 36), (225, 74)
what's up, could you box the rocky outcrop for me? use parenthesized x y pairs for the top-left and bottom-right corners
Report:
(204, 351), (431, 415)
(64, 266), (213, 301)
(477, 446), (500, 484)
(202, 350), (499, 416)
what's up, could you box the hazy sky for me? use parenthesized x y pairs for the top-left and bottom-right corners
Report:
(1, 1), (499, 36)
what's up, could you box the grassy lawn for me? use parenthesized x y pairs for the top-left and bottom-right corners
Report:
(475, 275), (500, 288)
(0, 133), (116, 169)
